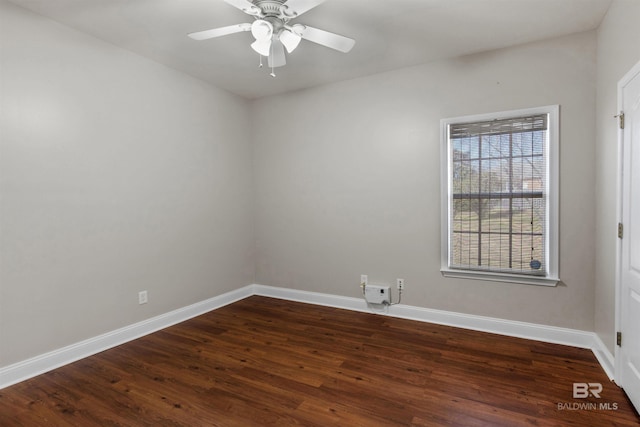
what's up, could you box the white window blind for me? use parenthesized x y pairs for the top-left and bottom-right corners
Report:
(441, 106), (559, 286)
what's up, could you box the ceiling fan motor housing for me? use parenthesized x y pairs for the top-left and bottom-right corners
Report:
(250, 0), (290, 40)
(254, 0), (287, 17)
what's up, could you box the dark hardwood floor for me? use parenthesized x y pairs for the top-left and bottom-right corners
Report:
(1, 296), (638, 426)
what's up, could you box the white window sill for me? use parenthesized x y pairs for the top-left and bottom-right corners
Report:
(441, 268), (559, 287)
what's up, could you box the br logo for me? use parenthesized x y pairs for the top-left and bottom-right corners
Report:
(573, 383), (602, 399)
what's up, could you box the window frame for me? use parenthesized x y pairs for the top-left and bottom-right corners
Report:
(440, 105), (560, 286)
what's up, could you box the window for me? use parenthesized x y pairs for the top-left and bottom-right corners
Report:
(440, 106), (559, 286)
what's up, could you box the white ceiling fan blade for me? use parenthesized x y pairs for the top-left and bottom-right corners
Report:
(268, 39), (287, 68)
(223, 0), (262, 16)
(188, 23), (251, 40)
(292, 24), (355, 53)
(281, 0), (325, 18)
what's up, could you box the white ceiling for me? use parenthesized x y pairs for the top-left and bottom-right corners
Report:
(8, 0), (612, 99)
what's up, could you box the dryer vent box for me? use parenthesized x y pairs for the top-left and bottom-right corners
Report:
(364, 285), (390, 305)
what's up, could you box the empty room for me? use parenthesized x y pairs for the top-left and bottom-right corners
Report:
(2, 0), (640, 425)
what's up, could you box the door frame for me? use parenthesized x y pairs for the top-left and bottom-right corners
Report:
(615, 59), (640, 382)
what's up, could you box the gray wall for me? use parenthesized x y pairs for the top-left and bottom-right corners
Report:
(252, 31), (598, 330)
(595, 0), (640, 354)
(0, 0), (255, 366)
(4, 0), (637, 373)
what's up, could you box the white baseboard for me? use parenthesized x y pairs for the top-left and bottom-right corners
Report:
(0, 283), (615, 389)
(591, 333), (616, 380)
(0, 286), (254, 390)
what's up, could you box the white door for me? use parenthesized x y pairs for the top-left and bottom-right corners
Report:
(618, 60), (640, 413)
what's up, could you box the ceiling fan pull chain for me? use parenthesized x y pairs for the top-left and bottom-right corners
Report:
(270, 42), (276, 77)
(259, 54), (263, 68)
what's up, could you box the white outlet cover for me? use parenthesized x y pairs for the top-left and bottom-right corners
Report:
(138, 291), (148, 304)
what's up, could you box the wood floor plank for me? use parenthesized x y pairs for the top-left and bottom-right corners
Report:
(1, 296), (638, 426)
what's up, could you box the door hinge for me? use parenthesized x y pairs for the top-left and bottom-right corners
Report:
(618, 223), (624, 239)
(617, 331), (622, 346)
(616, 111), (625, 129)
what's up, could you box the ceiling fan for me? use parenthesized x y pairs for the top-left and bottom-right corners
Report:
(188, 0), (355, 75)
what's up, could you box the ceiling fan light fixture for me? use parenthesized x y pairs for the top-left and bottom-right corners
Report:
(251, 19), (273, 41)
(251, 39), (272, 56)
(279, 29), (301, 53)
(290, 23), (306, 37)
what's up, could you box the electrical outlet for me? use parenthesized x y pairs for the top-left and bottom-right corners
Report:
(397, 278), (405, 290)
(360, 274), (368, 287)
(138, 290), (148, 305)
